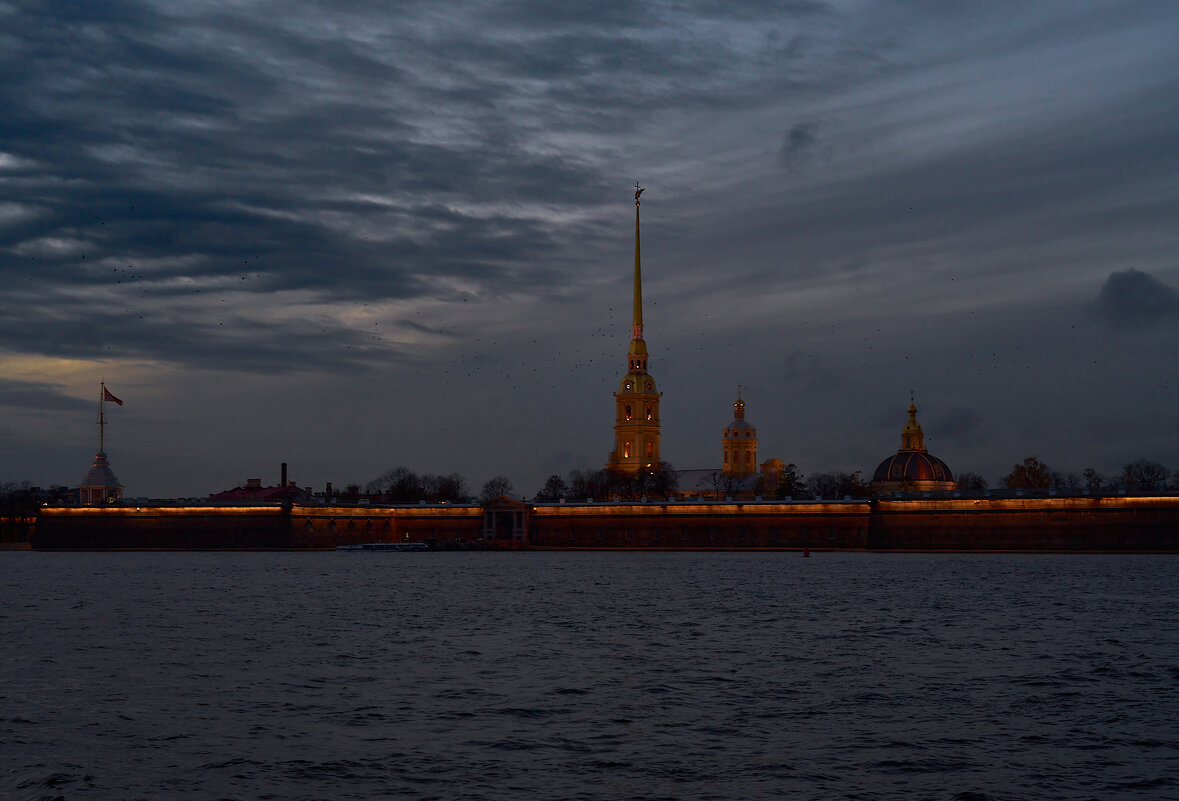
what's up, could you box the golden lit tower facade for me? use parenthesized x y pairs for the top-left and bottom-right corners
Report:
(722, 390), (758, 477)
(608, 186), (662, 475)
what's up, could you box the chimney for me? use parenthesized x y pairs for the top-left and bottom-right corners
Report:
(281, 462), (288, 488)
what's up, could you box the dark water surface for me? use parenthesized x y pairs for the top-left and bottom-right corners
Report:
(2, 552), (1177, 801)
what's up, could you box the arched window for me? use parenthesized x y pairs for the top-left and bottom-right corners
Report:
(625, 405), (632, 420)
(646, 406), (653, 421)
(646, 442), (654, 458)
(623, 442), (631, 458)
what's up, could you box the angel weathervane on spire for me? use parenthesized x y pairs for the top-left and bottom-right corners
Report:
(635, 182), (645, 203)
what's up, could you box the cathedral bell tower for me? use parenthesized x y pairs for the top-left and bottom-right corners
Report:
(722, 389), (757, 477)
(608, 185), (662, 475)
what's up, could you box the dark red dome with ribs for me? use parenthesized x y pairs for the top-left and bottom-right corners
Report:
(873, 451), (954, 484)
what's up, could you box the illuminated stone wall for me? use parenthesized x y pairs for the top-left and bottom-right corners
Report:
(290, 505), (483, 548)
(869, 497), (1179, 551)
(29, 496), (1179, 551)
(530, 501), (867, 548)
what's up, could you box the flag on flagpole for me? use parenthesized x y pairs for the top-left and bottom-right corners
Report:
(103, 387), (123, 406)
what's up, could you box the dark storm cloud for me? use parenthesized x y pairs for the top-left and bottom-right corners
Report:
(453, 6), (830, 119)
(0, 0), (845, 375)
(699, 74), (1179, 297)
(780, 122), (818, 170)
(1092, 269), (1179, 331)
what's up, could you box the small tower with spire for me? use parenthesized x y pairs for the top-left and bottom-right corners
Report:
(608, 185), (662, 475)
(78, 382), (124, 504)
(722, 386), (758, 477)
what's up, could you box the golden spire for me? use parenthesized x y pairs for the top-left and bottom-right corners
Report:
(632, 182), (644, 341)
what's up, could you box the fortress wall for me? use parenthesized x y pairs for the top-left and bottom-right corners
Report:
(529, 501), (870, 548)
(870, 497), (1179, 551)
(26, 496), (1179, 551)
(289, 504), (483, 548)
(35, 506), (293, 549)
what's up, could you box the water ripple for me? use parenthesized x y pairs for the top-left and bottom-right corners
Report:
(2, 551), (1178, 800)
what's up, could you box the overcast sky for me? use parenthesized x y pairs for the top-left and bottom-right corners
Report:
(2, 0), (1178, 498)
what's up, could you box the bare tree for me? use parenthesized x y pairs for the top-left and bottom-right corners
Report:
(956, 471), (988, 491)
(387, 467), (425, 503)
(1121, 459), (1170, 492)
(808, 471), (869, 499)
(698, 470), (728, 499)
(1001, 457), (1053, 490)
(480, 475), (515, 502)
(534, 474), (569, 501)
(647, 462), (679, 497)
(1082, 468), (1105, 490)
(567, 468), (609, 501)
(428, 473), (469, 503)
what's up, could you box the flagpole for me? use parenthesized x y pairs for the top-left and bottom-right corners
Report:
(98, 380), (106, 452)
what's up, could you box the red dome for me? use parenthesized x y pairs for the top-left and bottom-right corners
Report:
(873, 451), (954, 484)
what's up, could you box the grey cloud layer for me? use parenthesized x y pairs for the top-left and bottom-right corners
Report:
(0, 0), (852, 370)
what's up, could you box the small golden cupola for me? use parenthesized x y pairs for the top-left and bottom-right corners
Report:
(871, 395), (956, 495)
(722, 387), (757, 477)
(900, 399), (925, 451)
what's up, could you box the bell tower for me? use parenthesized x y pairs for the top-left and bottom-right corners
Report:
(608, 185), (662, 475)
(722, 388), (758, 477)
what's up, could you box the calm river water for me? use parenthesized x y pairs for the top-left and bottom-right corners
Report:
(2, 552), (1177, 801)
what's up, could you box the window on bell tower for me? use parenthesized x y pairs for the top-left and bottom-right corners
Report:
(646, 442), (654, 458)
(625, 405), (632, 420)
(623, 442), (631, 458)
(646, 406), (653, 421)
